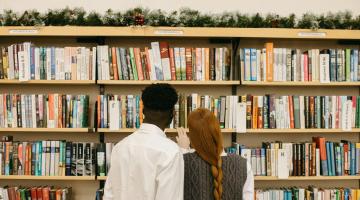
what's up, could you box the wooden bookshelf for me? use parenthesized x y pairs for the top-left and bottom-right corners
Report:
(1, 27), (360, 39)
(0, 175), (96, 181)
(254, 176), (360, 181)
(244, 128), (360, 133)
(0, 128), (90, 132)
(0, 80), (96, 85)
(98, 128), (235, 133)
(242, 81), (360, 86)
(98, 80), (239, 85)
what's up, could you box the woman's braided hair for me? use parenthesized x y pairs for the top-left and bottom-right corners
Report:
(188, 108), (224, 200)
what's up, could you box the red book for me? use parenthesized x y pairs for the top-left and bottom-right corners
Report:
(31, 187), (37, 200)
(144, 47), (152, 80)
(25, 144), (31, 175)
(252, 96), (258, 129)
(304, 52), (308, 81)
(289, 96), (295, 129)
(112, 47), (119, 80)
(42, 187), (50, 200)
(185, 48), (192, 80)
(265, 43), (273, 82)
(37, 188), (43, 200)
(8, 187), (16, 200)
(56, 189), (62, 200)
(313, 137), (327, 175)
(169, 48), (176, 80)
(16, 190), (20, 200)
(134, 48), (144, 80)
(344, 142), (349, 175)
(58, 95), (62, 128)
(311, 142), (316, 176)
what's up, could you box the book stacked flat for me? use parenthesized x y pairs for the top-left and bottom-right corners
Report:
(0, 43), (96, 81)
(241, 43), (360, 82)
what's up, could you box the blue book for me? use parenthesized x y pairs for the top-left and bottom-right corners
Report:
(326, 142), (332, 176)
(350, 50), (354, 81)
(330, 142), (336, 176)
(31, 143), (36, 176)
(354, 49), (359, 81)
(30, 46), (35, 80)
(250, 48), (257, 81)
(243, 48), (251, 81)
(51, 47), (56, 80)
(329, 49), (336, 81)
(36, 141), (42, 176)
(260, 148), (266, 176)
(351, 142), (356, 175)
(135, 96), (140, 128)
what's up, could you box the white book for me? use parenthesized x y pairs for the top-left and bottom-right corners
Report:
(148, 49), (157, 81)
(174, 48), (181, 80)
(100, 46), (109, 80)
(320, 54), (330, 83)
(46, 48), (51, 80)
(24, 43), (31, 81)
(236, 102), (247, 133)
(277, 148), (288, 179)
(332, 96), (337, 128)
(191, 93), (198, 111)
(8, 45), (14, 79)
(54, 141), (60, 176)
(41, 141), (46, 176)
(256, 49), (261, 82)
(300, 54), (305, 81)
(21, 95), (26, 128)
(92, 47), (97, 80)
(299, 189), (305, 200)
(18, 50), (26, 81)
(270, 148), (276, 176)
(274, 48), (279, 81)
(76, 47), (82, 80)
(151, 42), (164, 80)
(109, 100), (120, 130)
(32, 95), (36, 128)
(292, 51), (297, 82)
(315, 49), (320, 81)
(179, 48), (186, 80)
(85, 48), (90, 80)
(345, 100), (352, 131)
(262, 48), (267, 82)
(282, 48), (287, 81)
(58, 48), (65, 80)
(201, 48), (206, 81)
(55, 48), (60, 80)
(251, 150), (257, 175)
(240, 149), (251, 163)
(300, 96), (305, 129)
(282, 143), (293, 176)
(34, 48), (40, 80)
(232, 96), (238, 129)
(316, 148), (320, 176)
(64, 47), (71, 80)
(225, 96), (231, 129)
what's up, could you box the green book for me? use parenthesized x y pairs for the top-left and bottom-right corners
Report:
(346, 48), (351, 81)
(129, 48), (138, 80)
(293, 96), (300, 129)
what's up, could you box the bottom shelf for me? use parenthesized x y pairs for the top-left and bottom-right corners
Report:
(0, 175), (96, 180)
(254, 176), (360, 181)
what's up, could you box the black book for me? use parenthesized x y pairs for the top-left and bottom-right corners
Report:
(71, 143), (77, 176)
(65, 142), (72, 176)
(77, 143), (84, 176)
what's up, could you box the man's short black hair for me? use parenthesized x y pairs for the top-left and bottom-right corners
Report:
(141, 83), (178, 111)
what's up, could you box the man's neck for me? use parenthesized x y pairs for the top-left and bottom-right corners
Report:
(143, 120), (166, 131)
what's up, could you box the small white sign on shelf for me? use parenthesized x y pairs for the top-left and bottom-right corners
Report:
(298, 32), (326, 37)
(154, 29), (184, 35)
(9, 29), (39, 34)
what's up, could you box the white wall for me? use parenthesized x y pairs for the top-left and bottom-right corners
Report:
(1, 0), (360, 15)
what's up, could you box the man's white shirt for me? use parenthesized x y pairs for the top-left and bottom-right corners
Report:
(103, 123), (184, 200)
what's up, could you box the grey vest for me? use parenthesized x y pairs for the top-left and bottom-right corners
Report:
(184, 153), (247, 200)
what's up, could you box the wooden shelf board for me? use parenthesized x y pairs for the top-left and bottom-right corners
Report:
(0, 80), (95, 85)
(1, 27), (360, 39)
(98, 80), (239, 85)
(242, 81), (360, 86)
(98, 128), (234, 133)
(0, 175), (96, 180)
(0, 128), (90, 132)
(254, 176), (360, 181)
(97, 176), (107, 181)
(244, 128), (360, 133)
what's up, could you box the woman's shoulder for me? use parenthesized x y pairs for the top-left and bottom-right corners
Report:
(222, 154), (247, 165)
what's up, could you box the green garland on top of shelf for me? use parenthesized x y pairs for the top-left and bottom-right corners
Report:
(0, 7), (360, 29)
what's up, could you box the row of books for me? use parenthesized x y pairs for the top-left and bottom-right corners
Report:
(255, 187), (360, 200)
(241, 43), (360, 82)
(0, 186), (71, 200)
(228, 138), (360, 177)
(0, 43), (96, 80)
(241, 95), (360, 130)
(97, 94), (241, 130)
(97, 43), (232, 81)
(0, 136), (98, 176)
(0, 94), (90, 128)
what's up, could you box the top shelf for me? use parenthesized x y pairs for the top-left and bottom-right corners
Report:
(1, 26), (360, 39)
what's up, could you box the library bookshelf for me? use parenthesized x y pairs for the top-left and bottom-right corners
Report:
(0, 26), (360, 199)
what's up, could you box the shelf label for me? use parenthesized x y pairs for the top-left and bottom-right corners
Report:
(9, 29), (39, 34)
(154, 29), (184, 35)
(298, 32), (326, 37)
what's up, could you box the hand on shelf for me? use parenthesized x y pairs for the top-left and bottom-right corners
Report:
(176, 127), (190, 149)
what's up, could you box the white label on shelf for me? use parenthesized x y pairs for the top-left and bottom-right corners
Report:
(9, 29), (39, 34)
(154, 29), (184, 35)
(298, 32), (326, 37)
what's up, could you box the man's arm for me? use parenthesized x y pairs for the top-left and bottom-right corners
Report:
(103, 147), (119, 200)
(155, 150), (184, 200)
